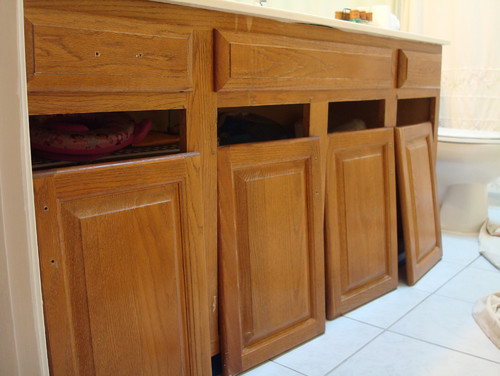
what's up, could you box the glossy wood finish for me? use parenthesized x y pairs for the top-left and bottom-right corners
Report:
(25, 8), (193, 92)
(33, 154), (211, 376)
(397, 50), (442, 89)
(23, 0), (442, 115)
(24, 1), (445, 372)
(325, 128), (398, 318)
(395, 123), (442, 285)
(185, 30), (220, 355)
(218, 138), (325, 376)
(214, 29), (394, 92)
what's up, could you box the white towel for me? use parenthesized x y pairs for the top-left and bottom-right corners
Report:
(479, 219), (500, 269)
(473, 291), (500, 350)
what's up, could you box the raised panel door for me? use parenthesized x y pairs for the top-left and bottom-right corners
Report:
(33, 154), (211, 376)
(395, 122), (442, 285)
(325, 128), (398, 319)
(218, 138), (324, 376)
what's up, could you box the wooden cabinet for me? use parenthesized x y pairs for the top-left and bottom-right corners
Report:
(214, 30), (394, 92)
(23, 1), (445, 374)
(395, 123), (442, 285)
(217, 138), (325, 375)
(24, 9), (193, 93)
(325, 128), (398, 319)
(33, 154), (211, 376)
(397, 50), (442, 89)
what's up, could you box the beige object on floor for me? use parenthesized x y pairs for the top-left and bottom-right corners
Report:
(473, 291), (500, 350)
(479, 219), (500, 269)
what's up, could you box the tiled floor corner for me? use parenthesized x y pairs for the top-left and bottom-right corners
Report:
(239, 210), (500, 376)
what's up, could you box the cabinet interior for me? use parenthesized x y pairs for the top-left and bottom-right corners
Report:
(217, 104), (305, 145)
(30, 109), (184, 170)
(396, 97), (434, 126)
(328, 100), (385, 133)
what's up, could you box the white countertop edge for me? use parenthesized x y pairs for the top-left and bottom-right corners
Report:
(152, 0), (449, 45)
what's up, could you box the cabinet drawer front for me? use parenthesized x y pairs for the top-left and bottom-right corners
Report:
(218, 138), (325, 375)
(397, 49), (442, 89)
(25, 16), (192, 92)
(215, 30), (394, 91)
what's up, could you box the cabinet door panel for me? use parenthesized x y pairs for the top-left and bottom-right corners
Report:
(25, 10), (192, 92)
(34, 154), (211, 376)
(397, 50), (442, 89)
(325, 128), (398, 319)
(214, 30), (393, 91)
(395, 123), (442, 285)
(218, 138), (324, 376)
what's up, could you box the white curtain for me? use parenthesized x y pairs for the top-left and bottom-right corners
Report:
(401, 0), (500, 131)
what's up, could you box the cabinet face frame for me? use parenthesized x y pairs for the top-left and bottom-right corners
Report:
(325, 127), (398, 319)
(217, 137), (325, 376)
(33, 153), (211, 376)
(395, 122), (442, 285)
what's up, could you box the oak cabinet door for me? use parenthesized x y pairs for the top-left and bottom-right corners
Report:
(218, 138), (325, 376)
(325, 128), (398, 319)
(395, 123), (442, 285)
(33, 154), (211, 376)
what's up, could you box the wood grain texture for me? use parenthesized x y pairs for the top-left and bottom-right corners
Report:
(33, 153), (211, 376)
(214, 29), (394, 92)
(25, 8), (193, 92)
(397, 49), (442, 89)
(24, 0), (445, 369)
(304, 102), (329, 229)
(28, 91), (187, 115)
(395, 123), (442, 285)
(325, 128), (398, 319)
(218, 138), (325, 376)
(218, 89), (394, 108)
(24, 0), (442, 54)
(185, 30), (220, 355)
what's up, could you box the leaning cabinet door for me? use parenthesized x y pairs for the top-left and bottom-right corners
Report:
(395, 123), (442, 285)
(33, 154), (211, 376)
(325, 128), (398, 319)
(218, 138), (325, 376)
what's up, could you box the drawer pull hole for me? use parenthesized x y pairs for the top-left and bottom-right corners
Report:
(95, 51), (100, 57)
(136, 52), (143, 58)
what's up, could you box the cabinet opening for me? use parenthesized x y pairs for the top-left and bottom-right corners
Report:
(30, 109), (184, 171)
(397, 97), (434, 126)
(328, 100), (385, 133)
(217, 104), (304, 146)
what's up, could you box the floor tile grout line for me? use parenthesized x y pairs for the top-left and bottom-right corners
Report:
(383, 329), (500, 365)
(320, 329), (387, 376)
(269, 360), (309, 376)
(243, 237), (499, 376)
(432, 290), (489, 305)
(323, 256), (482, 374)
(385, 259), (473, 333)
(321, 318), (500, 376)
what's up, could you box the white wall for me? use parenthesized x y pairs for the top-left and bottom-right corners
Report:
(401, 0), (500, 131)
(0, 0), (48, 374)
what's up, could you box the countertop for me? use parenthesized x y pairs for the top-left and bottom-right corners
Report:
(152, 0), (448, 45)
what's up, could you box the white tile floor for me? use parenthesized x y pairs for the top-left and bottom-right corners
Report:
(240, 207), (500, 376)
